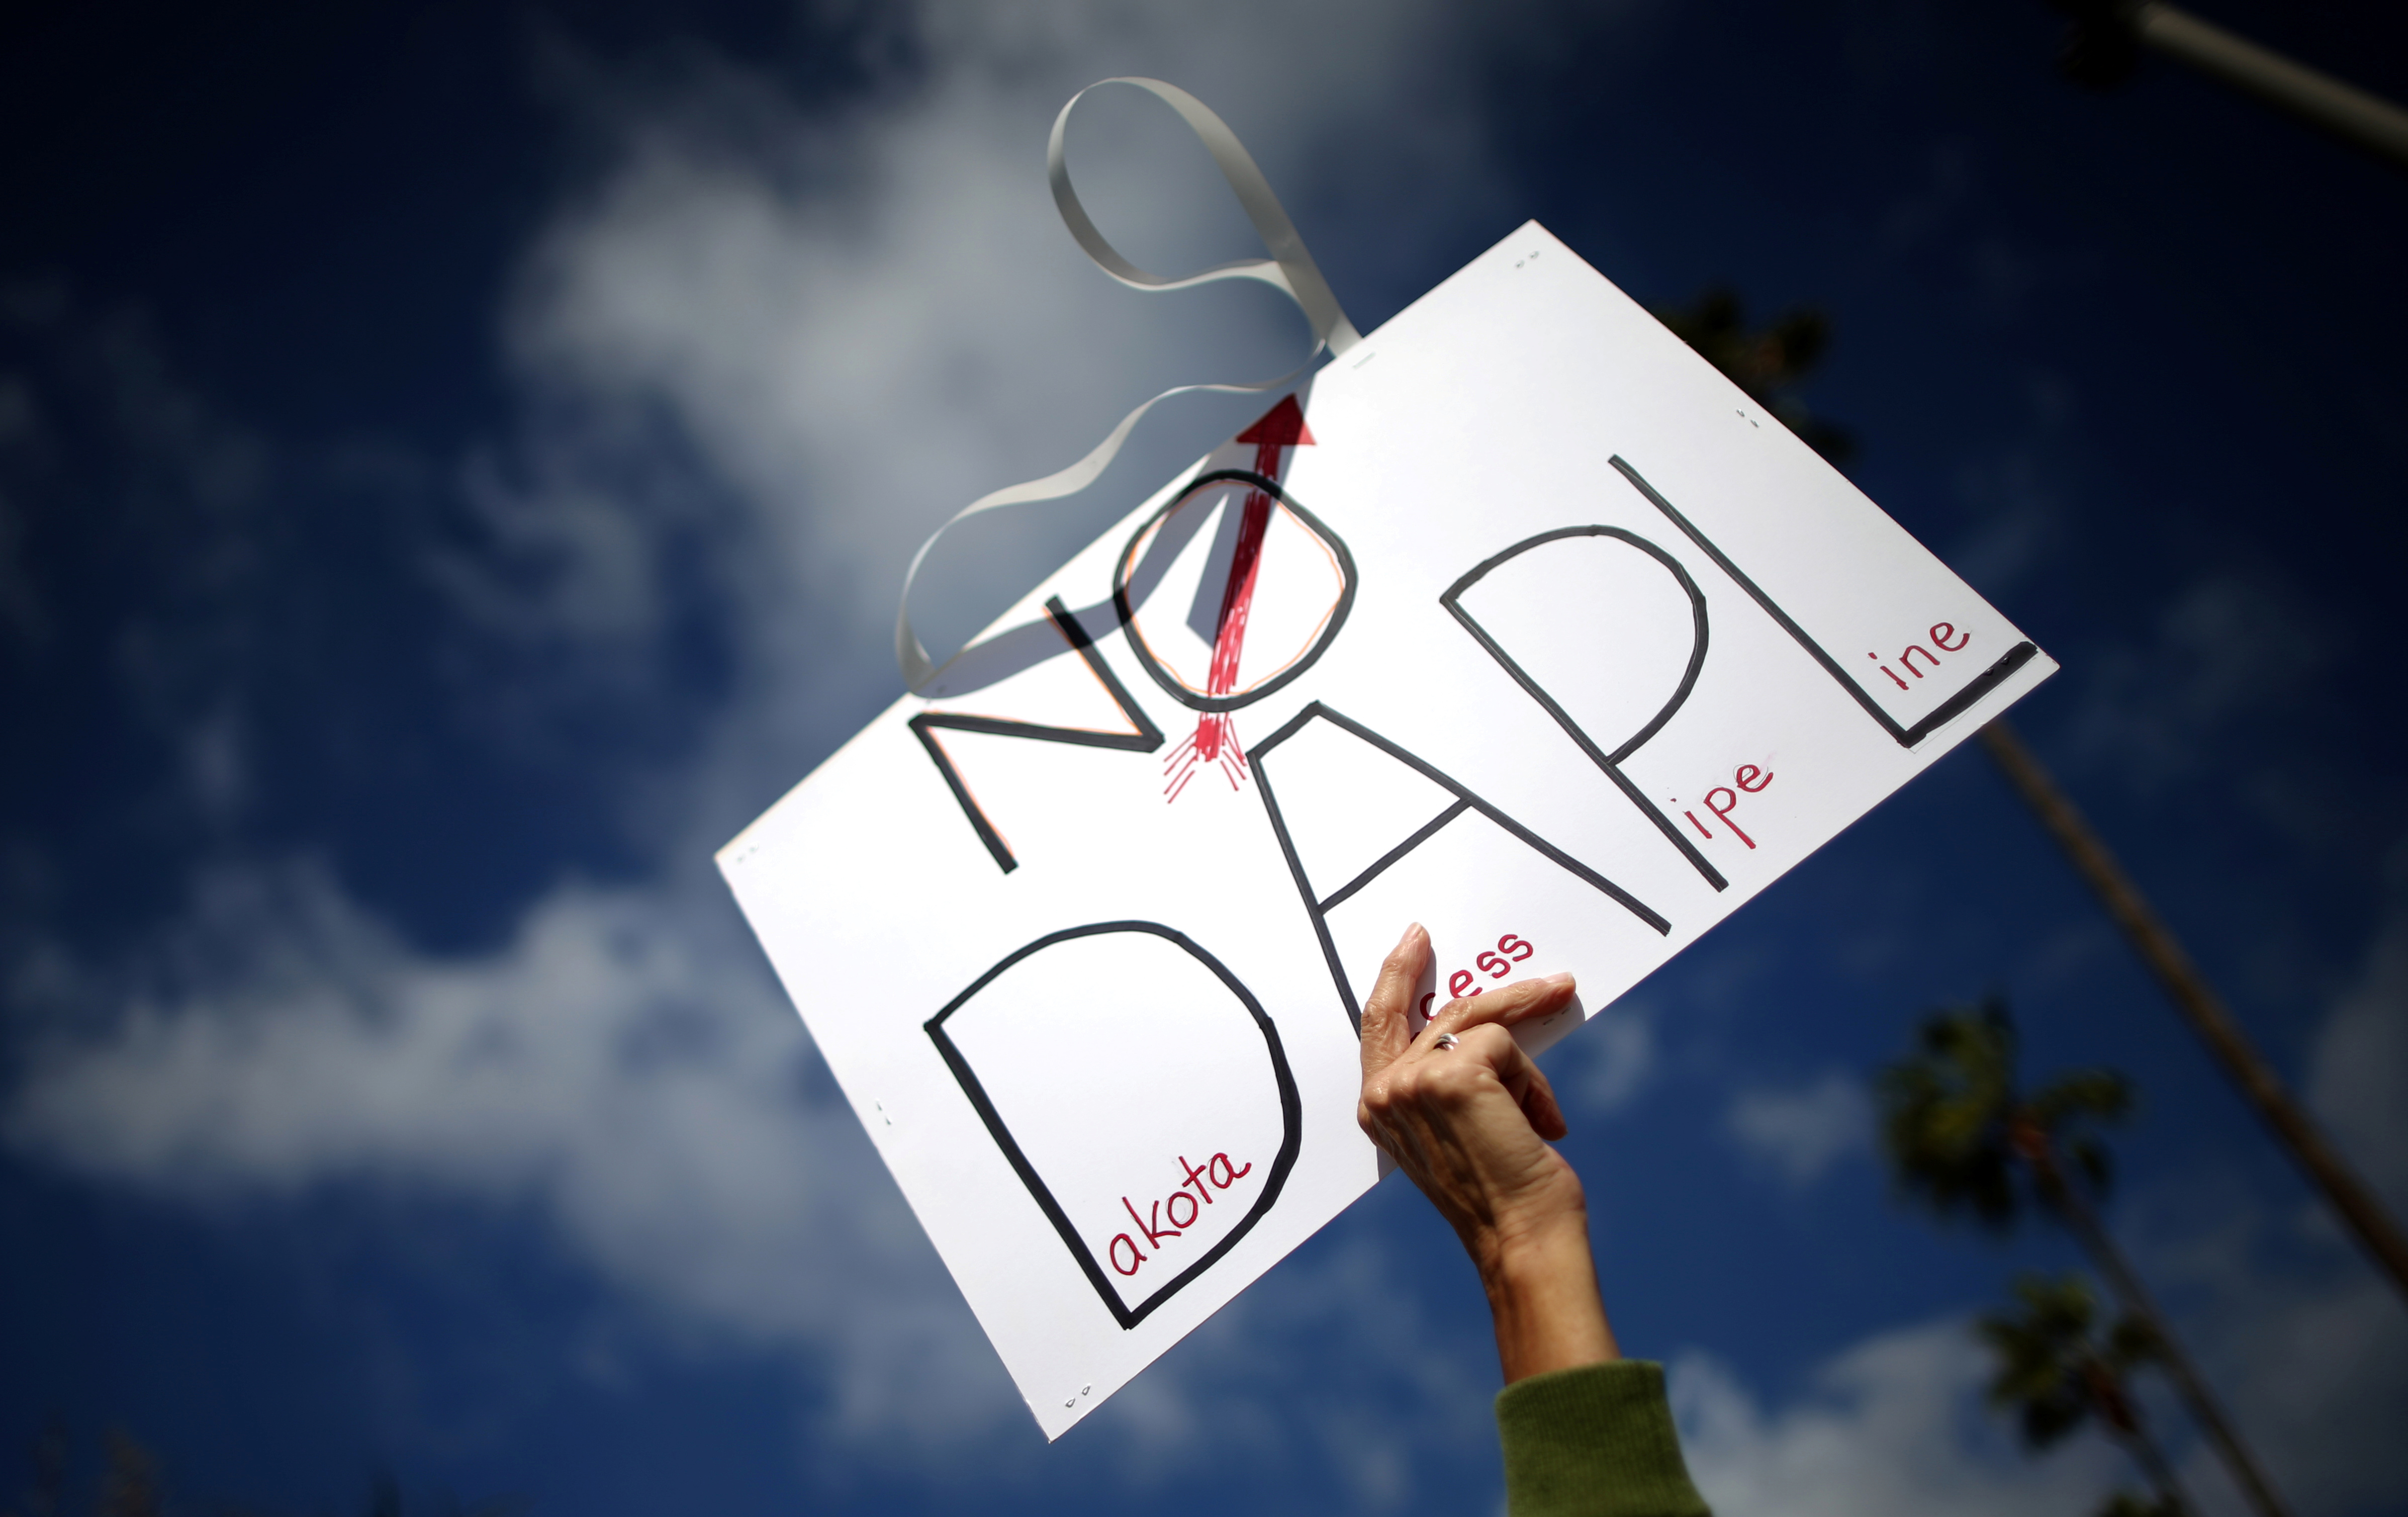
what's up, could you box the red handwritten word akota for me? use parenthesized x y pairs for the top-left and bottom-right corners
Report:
(1108, 1152), (1254, 1276)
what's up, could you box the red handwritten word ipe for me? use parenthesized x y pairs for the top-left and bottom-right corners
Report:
(1109, 1152), (1254, 1276)
(1676, 763), (1774, 849)
(1416, 932), (1537, 1017)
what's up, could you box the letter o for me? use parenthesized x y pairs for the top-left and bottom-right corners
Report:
(1166, 1190), (1199, 1230)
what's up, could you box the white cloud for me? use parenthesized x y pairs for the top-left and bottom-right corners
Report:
(0, 294), (277, 814)
(1553, 1000), (1658, 1116)
(498, 0), (1524, 683)
(10, 11), (2401, 1507)
(1726, 1070), (1871, 1186)
(1671, 1244), (2408, 1517)
(1666, 1225), (2408, 1517)
(2306, 892), (2408, 1215)
(7, 9), (2399, 1516)
(4, 861), (1020, 1455)
(1090, 1227), (1502, 1505)
(1942, 375), (2075, 599)
(2190, 1267), (2408, 1517)
(2105, 1188), (2408, 1517)
(1674, 1318), (2122, 1517)
(0, 0), (1582, 1476)
(2066, 574), (2330, 789)
(2205, 863), (2408, 1514)
(3, 859), (1523, 1495)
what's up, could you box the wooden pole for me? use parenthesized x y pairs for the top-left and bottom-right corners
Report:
(2135, 3), (2408, 170)
(1978, 717), (2408, 1300)
(2034, 1145), (2290, 1517)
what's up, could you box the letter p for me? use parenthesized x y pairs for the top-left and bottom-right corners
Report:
(1705, 787), (1755, 850)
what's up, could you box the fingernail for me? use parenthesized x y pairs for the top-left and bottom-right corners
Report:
(1397, 922), (1423, 947)
(1540, 972), (1575, 988)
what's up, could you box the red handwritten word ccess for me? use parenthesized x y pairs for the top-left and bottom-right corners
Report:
(1108, 1152), (1255, 1276)
(1417, 933), (1537, 1018)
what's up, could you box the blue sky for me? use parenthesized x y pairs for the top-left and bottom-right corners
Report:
(4, 2), (2405, 1513)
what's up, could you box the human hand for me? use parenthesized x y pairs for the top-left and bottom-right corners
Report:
(1358, 922), (1617, 1380)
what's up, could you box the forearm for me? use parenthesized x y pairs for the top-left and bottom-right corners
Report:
(1483, 1218), (1709, 1514)
(1479, 1213), (1619, 1383)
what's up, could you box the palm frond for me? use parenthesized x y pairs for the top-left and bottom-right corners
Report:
(1877, 1005), (2022, 1229)
(1977, 1273), (2119, 1451)
(2031, 1068), (2134, 1125)
(2105, 1313), (2166, 1372)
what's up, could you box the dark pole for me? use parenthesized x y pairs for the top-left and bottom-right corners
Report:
(1980, 718), (2408, 1301)
(2027, 1138), (2292, 1517)
(2055, 1), (2408, 169)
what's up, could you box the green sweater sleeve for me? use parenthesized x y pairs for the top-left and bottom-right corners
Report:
(1496, 1360), (1711, 1517)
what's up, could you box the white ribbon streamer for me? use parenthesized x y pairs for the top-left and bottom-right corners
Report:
(895, 77), (1362, 692)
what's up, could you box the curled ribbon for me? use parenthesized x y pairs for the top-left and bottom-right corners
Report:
(895, 77), (1362, 692)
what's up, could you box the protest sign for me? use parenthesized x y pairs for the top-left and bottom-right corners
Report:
(718, 82), (2053, 1438)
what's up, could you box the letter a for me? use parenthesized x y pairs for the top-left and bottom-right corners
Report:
(1209, 1153), (1252, 1188)
(1126, 1195), (1181, 1246)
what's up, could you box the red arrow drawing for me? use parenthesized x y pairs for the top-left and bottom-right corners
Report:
(1165, 395), (1315, 801)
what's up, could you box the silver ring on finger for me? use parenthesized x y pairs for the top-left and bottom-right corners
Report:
(1433, 1032), (1460, 1052)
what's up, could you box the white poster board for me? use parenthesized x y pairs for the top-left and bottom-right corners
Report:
(718, 221), (2053, 1438)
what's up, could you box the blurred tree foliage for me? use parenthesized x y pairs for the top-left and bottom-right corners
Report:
(1878, 999), (2132, 1232)
(1876, 1002), (2292, 1517)
(1652, 286), (1856, 464)
(1980, 1271), (2190, 1517)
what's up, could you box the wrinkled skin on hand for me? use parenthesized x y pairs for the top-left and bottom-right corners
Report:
(1358, 923), (1618, 1381)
